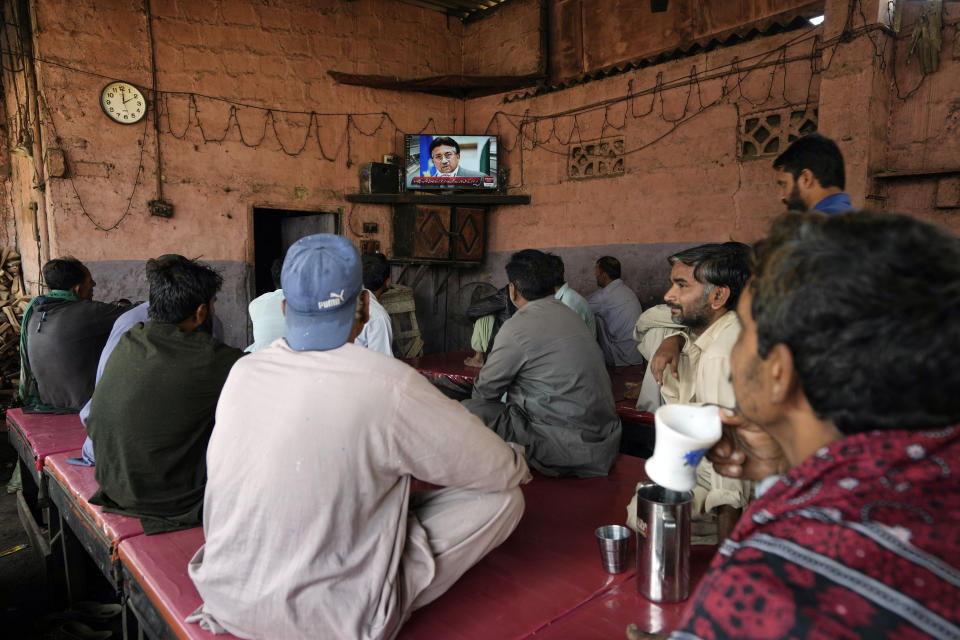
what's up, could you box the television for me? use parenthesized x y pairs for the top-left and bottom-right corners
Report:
(404, 134), (498, 191)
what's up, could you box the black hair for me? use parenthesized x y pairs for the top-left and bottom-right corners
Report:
(146, 255), (223, 324)
(362, 252), (390, 292)
(270, 257), (284, 290)
(596, 256), (621, 280)
(547, 253), (565, 288)
(42, 257), (87, 291)
(505, 249), (554, 301)
(750, 210), (960, 434)
(429, 136), (460, 156)
(772, 133), (845, 190)
(668, 242), (751, 310)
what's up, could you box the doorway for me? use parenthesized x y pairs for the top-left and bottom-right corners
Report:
(252, 207), (342, 296)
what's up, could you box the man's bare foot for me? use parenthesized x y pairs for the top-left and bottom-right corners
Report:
(626, 623), (667, 639)
(464, 352), (485, 368)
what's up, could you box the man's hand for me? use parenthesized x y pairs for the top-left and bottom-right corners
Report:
(651, 335), (683, 385)
(623, 381), (641, 400)
(708, 410), (787, 481)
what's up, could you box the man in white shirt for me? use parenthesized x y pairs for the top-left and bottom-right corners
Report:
(548, 253), (595, 336)
(355, 252), (394, 356)
(188, 234), (528, 640)
(628, 242), (752, 543)
(245, 258), (284, 352)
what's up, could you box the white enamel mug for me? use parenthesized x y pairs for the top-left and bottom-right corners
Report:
(644, 404), (722, 492)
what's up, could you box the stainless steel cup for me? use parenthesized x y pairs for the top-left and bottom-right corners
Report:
(594, 524), (630, 573)
(635, 481), (693, 602)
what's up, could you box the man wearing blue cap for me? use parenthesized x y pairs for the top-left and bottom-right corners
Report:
(188, 234), (530, 640)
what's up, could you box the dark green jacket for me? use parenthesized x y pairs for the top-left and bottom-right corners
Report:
(88, 321), (244, 534)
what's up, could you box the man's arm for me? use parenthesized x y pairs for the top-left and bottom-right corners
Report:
(471, 327), (524, 402)
(390, 367), (531, 491)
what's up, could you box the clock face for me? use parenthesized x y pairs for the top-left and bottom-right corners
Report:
(100, 81), (147, 124)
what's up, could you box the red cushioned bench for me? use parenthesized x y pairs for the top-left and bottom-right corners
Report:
(6, 408), (88, 561)
(118, 527), (242, 640)
(6, 408), (87, 488)
(43, 451), (144, 592)
(398, 455), (713, 639)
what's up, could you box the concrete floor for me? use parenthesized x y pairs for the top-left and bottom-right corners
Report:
(0, 437), (124, 639)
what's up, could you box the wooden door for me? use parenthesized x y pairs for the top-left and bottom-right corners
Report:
(413, 206), (451, 260)
(453, 207), (485, 262)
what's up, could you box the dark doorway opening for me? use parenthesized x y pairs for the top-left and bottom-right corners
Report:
(252, 207), (342, 296)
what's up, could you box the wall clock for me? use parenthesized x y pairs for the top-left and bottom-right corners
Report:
(100, 81), (147, 124)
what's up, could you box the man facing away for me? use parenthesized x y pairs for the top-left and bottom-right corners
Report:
(20, 257), (127, 411)
(588, 256), (644, 366)
(73, 255), (225, 467)
(245, 257), (285, 353)
(355, 251), (394, 356)
(188, 234), (528, 640)
(87, 256), (244, 534)
(462, 249), (621, 478)
(630, 211), (960, 640)
(548, 253), (596, 336)
(629, 243), (752, 543)
(773, 132), (852, 214)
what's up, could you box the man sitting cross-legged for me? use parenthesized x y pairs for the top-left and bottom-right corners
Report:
(188, 234), (529, 640)
(87, 256), (244, 534)
(462, 249), (621, 477)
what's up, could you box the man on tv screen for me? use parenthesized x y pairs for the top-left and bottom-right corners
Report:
(428, 136), (487, 178)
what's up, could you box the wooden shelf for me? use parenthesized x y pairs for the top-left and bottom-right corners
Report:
(871, 168), (960, 180)
(345, 192), (531, 205)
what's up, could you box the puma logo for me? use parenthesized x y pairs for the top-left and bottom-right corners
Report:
(317, 289), (346, 310)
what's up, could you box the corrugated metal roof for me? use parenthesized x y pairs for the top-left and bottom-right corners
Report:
(392, 0), (513, 22)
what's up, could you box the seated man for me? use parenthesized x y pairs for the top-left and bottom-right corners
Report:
(245, 257), (285, 352)
(587, 256), (644, 366)
(87, 256), (244, 534)
(548, 253), (595, 335)
(634, 211), (960, 639)
(628, 243), (752, 544)
(462, 249), (621, 477)
(188, 234), (528, 640)
(463, 283), (515, 368)
(355, 252), (394, 356)
(20, 257), (127, 411)
(73, 255), (226, 466)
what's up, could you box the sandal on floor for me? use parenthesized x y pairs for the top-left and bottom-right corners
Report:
(67, 601), (122, 620)
(56, 621), (113, 640)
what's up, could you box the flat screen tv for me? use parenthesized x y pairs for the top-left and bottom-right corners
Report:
(404, 134), (498, 191)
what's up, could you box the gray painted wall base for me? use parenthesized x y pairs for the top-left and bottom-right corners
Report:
(85, 260), (252, 349)
(396, 242), (694, 355)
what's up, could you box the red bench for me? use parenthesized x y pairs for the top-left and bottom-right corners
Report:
(399, 455), (712, 639)
(6, 408), (87, 486)
(118, 527), (243, 640)
(44, 451), (144, 592)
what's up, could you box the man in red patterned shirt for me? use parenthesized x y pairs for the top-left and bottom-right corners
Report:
(630, 210), (960, 640)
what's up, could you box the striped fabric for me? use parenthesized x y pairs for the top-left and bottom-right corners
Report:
(672, 426), (960, 640)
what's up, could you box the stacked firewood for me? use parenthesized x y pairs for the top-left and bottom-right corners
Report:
(0, 247), (28, 399)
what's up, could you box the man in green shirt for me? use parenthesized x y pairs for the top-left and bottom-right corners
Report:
(88, 256), (244, 534)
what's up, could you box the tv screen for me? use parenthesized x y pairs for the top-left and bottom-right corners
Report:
(405, 134), (498, 191)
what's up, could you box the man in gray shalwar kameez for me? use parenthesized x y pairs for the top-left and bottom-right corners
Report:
(463, 249), (621, 478)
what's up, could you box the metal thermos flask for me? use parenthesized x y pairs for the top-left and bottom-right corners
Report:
(635, 481), (693, 602)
